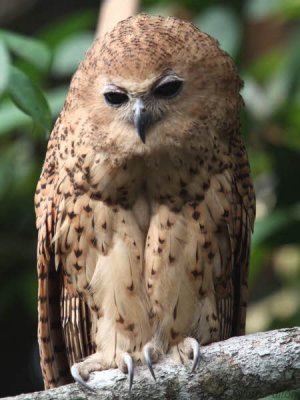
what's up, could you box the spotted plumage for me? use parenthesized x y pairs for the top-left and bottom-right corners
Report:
(35, 14), (255, 389)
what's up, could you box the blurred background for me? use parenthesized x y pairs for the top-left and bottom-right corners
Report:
(0, 0), (299, 398)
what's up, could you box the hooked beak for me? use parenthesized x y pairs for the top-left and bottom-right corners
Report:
(133, 98), (151, 143)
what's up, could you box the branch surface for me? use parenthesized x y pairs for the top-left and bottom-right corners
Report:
(96, 0), (139, 38)
(4, 328), (300, 400)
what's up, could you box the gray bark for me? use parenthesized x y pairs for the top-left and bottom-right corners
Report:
(3, 328), (300, 400)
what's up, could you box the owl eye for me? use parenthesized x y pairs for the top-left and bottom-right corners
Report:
(153, 80), (183, 99)
(104, 92), (129, 106)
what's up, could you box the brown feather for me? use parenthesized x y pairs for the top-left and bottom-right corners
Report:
(35, 14), (255, 388)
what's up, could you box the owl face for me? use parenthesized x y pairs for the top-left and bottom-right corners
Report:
(101, 72), (184, 143)
(71, 15), (243, 155)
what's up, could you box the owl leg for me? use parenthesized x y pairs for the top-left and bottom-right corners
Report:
(71, 351), (135, 392)
(169, 337), (201, 372)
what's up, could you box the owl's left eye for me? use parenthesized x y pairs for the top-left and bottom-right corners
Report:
(153, 80), (183, 99)
(104, 92), (129, 107)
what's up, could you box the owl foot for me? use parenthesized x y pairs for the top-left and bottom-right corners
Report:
(169, 337), (201, 372)
(71, 351), (135, 392)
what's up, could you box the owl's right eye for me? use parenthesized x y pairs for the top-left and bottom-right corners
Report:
(104, 92), (129, 107)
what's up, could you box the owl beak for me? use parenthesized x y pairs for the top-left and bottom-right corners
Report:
(133, 98), (150, 143)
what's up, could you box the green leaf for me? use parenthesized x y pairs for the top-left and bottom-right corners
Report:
(194, 5), (241, 57)
(0, 37), (10, 95)
(0, 86), (67, 136)
(7, 66), (52, 133)
(0, 30), (51, 71)
(51, 32), (93, 77)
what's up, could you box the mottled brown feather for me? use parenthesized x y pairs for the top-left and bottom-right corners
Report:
(35, 14), (255, 388)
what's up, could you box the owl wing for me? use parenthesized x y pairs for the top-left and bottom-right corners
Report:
(35, 147), (92, 388)
(214, 134), (255, 339)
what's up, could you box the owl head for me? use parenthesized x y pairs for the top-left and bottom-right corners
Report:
(66, 14), (243, 155)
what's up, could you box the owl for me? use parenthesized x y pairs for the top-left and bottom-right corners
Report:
(35, 14), (255, 391)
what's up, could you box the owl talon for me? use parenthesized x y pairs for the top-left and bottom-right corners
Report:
(123, 353), (134, 391)
(143, 343), (156, 381)
(70, 365), (97, 393)
(190, 338), (201, 372)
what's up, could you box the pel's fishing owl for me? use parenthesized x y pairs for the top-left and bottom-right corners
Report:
(35, 14), (255, 391)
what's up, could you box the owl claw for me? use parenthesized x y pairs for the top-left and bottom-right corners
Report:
(143, 344), (156, 381)
(70, 365), (97, 393)
(190, 338), (201, 372)
(123, 353), (134, 391)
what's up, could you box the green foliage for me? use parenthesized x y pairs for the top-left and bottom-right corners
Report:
(1, 1), (300, 396)
(246, 0), (300, 21)
(1, 0), (299, 349)
(195, 5), (241, 56)
(8, 66), (52, 134)
(0, 38), (10, 95)
(0, 30), (51, 70)
(0, 30), (51, 134)
(52, 32), (93, 77)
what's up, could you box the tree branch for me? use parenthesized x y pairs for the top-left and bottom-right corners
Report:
(96, 0), (139, 38)
(4, 328), (300, 400)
